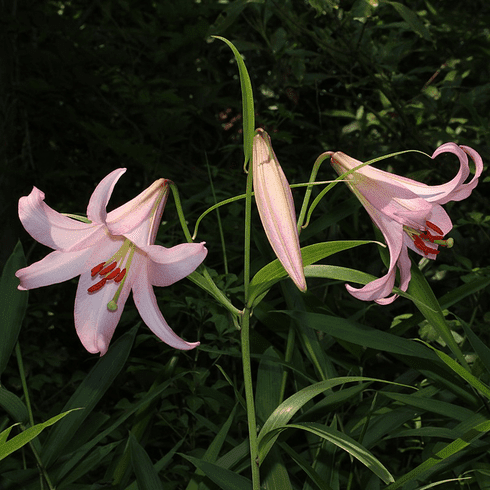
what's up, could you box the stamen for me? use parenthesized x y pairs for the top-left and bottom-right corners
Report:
(105, 268), (121, 280)
(99, 262), (117, 276)
(91, 263), (105, 277)
(88, 278), (107, 293)
(426, 221), (443, 235)
(114, 269), (126, 283)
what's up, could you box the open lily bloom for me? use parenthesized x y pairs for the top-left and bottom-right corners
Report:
(16, 169), (207, 355)
(253, 129), (306, 292)
(331, 143), (483, 304)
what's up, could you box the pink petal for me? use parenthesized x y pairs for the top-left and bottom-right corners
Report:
(345, 201), (405, 303)
(332, 153), (433, 229)
(15, 247), (97, 291)
(142, 242), (208, 287)
(253, 130), (306, 291)
(132, 263), (199, 350)
(19, 187), (103, 251)
(87, 168), (127, 224)
(106, 179), (169, 245)
(74, 269), (132, 355)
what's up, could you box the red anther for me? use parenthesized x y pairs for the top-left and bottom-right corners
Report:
(426, 221), (443, 235)
(114, 269), (126, 283)
(105, 268), (121, 280)
(99, 262), (117, 276)
(413, 236), (429, 254)
(88, 278), (107, 293)
(91, 263), (105, 277)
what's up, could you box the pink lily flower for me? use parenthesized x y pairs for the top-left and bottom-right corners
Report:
(16, 169), (207, 355)
(330, 143), (483, 304)
(253, 129), (306, 292)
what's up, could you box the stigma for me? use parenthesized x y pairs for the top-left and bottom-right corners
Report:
(404, 220), (454, 256)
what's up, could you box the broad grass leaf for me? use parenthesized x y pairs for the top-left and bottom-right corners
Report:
(423, 343), (490, 400)
(182, 455), (252, 490)
(56, 373), (189, 483)
(261, 446), (293, 490)
(185, 404), (238, 490)
(212, 36), (254, 168)
(460, 318), (490, 375)
(407, 260), (467, 366)
(256, 347), (283, 422)
(0, 241), (28, 376)
(379, 391), (476, 422)
(0, 386), (29, 425)
(129, 432), (164, 490)
(284, 311), (437, 360)
(248, 241), (376, 307)
(385, 419), (490, 490)
(42, 325), (137, 466)
(0, 409), (80, 461)
(387, 1), (431, 40)
(260, 422), (393, 484)
(257, 377), (406, 462)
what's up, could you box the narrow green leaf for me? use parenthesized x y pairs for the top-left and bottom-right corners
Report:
(248, 241), (377, 307)
(379, 391), (475, 422)
(408, 262), (467, 367)
(42, 325), (137, 466)
(0, 241), (28, 376)
(256, 347), (283, 422)
(304, 264), (432, 307)
(261, 422), (394, 484)
(185, 404), (238, 490)
(460, 318), (490, 375)
(213, 36), (255, 168)
(0, 409), (80, 461)
(261, 445), (293, 490)
(129, 433), (164, 490)
(0, 424), (17, 445)
(386, 419), (490, 489)
(387, 2), (431, 40)
(284, 311), (438, 360)
(57, 372), (189, 482)
(182, 455), (252, 490)
(423, 343), (490, 400)
(257, 376), (406, 462)
(0, 385), (29, 425)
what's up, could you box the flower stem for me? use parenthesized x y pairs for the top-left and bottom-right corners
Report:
(241, 307), (260, 489)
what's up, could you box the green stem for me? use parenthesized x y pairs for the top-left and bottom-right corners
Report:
(243, 159), (253, 301)
(16, 343), (55, 490)
(168, 182), (193, 243)
(296, 152), (333, 233)
(205, 155), (229, 274)
(15, 343), (34, 427)
(278, 325), (296, 405)
(241, 308), (260, 489)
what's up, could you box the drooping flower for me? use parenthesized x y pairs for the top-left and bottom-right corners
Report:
(16, 169), (207, 355)
(330, 143), (483, 304)
(253, 129), (306, 292)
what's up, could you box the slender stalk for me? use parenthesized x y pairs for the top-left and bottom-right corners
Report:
(241, 308), (260, 488)
(243, 161), (253, 299)
(15, 343), (34, 426)
(278, 325), (296, 404)
(242, 147), (259, 488)
(16, 343), (55, 490)
(205, 155), (229, 274)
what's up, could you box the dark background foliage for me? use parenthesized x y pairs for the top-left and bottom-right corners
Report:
(1, 0), (490, 487)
